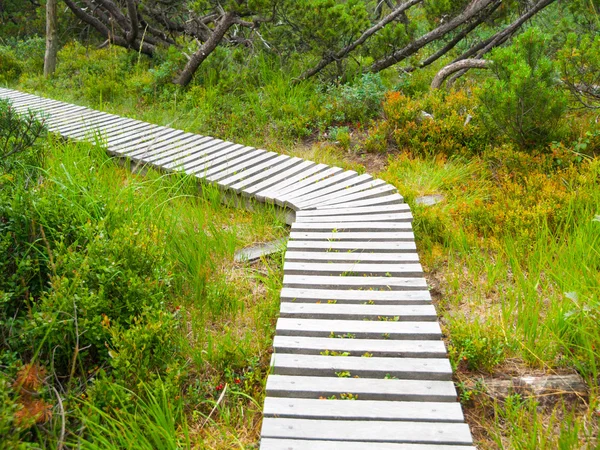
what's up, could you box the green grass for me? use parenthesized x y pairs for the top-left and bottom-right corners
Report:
(0, 130), (286, 448)
(381, 151), (599, 449)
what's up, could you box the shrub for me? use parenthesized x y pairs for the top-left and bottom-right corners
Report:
(479, 28), (568, 150)
(0, 47), (23, 84)
(365, 89), (487, 156)
(558, 32), (600, 109)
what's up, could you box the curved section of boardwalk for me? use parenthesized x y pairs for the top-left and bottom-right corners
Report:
(0, 88), (474, 449)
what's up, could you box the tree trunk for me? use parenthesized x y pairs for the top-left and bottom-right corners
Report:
(296, 0), (423, 82)
(44, 0), (58, 77)
(174, 11), (237, 87)
(431, 58), (489, 89)
(369, 0), (498, 73)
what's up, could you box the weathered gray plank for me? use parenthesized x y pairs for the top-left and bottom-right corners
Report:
(265, 375), (457, 402)
(310, 183), (398, 208)
(276, 318), (440, 339)
(288, 231), (415, 241)
(291, 173), (374, 205)
(278, 302), (435, 321)
(279, 287), (432, 304)
(278, 171), (361, 205)
(261, 418), (472, 445)
(272, 335), (446, 358)
(291, 221), (413, 231)
(116, 129), (188, 155)
(294, 179), (387, 209)
(50, 112), (120, 134)
(283, 262), (423, 277)
(243, 160), (322, 197)
(263, 397), (463, 422)
(174, 143), (246, 172)
(156, 140), (230, 168)
(295, 212), (413, 223)
(261, 167), (344, 205)
(134, 135), (215, 163)
(283, 274), (427, 291)
(222, 154), (295, 190)
(260, 438), (475, 450)
(188, 146), (261, 176)
(284, 251), (420, 263)
(205, 151), (278, 182)
(253, 164), (331, 201)
(270, 354), (452, 380)
(315, 193), (405, 209)
(286, 240), (417, 253)
(296, 203), (411, 217)
(218, 154), (291, 188)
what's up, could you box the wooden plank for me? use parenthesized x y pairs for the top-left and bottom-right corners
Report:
(279, 287), (431, 304)
(288, 231), (415, 241)
(283, 275), (427, 291)
(263, 398), (461, 422)
(276, 318), (440, 339)
(295, 179), (387, 210)
(261, 418), (472, 446)
(286, 240), (417, 253)
(260, 438), (475, 450)
(271, 354), (452, 380)
(245, 161), (323, 198)
(47, 111), (115, 132)
(61, 117), (137, 139)
(291, 222), (413, 232)
(70, 119), (149, 141)
(261, 418), (471, 446)
(295, 212), (413, 223)
(223, 155), (302, 194)
(265, 375), (456, 402)
(291, 173), (374, 205)
(42, 107), (91, 123)
(105, 124), (167, 147)
(156, 140), (230, 168)
(96, 122), (164, 145)
(253, 164), (330, 201)
(284, 251), (420, 263)
(279, 303), (435, 321)
(134, 135), (215, 163)
(218, 154), (292, 189)
(312, 184), (398, 208)
(115, 129), (188, 155)
(296, 204), (411, 217)
(205, 152), (278, 182)
(105, 126), (172, 149)
(262, 167), (344, 206)
(283, 262), (423, 277)
(315, 194), (404, 209)
(45, 112), (100, 131)
(187, 146), (261, 176)
(169, 143), (246, 172)
(272, 335), (446, 358)
(278, 170), (361, 205)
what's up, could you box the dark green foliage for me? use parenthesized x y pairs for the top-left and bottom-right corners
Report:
(0, 99), (46, 173)
(0, 47), (23, 84)
(558, 33), (600, 109)
(479, 28), (568, 150)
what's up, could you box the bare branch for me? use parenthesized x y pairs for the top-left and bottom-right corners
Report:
(369, 0), (498, 73)
(297, 0), (423, 82)
(431, 58), (489, 89)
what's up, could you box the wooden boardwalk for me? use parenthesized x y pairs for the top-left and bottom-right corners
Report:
(0, 88), (474, 449)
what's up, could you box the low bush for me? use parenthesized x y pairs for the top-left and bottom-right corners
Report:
(364, 89), (487, 156)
